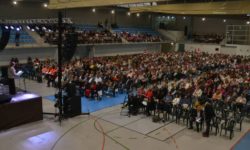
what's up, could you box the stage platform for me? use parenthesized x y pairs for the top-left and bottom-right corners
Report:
(0, 92), (43, 130)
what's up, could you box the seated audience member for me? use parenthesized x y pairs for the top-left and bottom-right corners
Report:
(212, 90), (222, 101)
(235, 94), (247, 112)
(189, 105), (204, 132)
(145, 88), (154, 116)
(193, 86), (203, 99)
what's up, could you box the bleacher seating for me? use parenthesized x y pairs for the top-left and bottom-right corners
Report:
(192, 33), (224, 44)
(25, 23), (161, 44)
(112, 27), (160, 36)
(8, 30), (35, 44)
(74, 24), (100, 31)
(112, 27), (161, 42)
(42, 24), (122, 44)
(0, 25), (35, 45)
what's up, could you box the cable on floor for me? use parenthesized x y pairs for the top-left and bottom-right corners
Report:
(93, 117), (130, 150)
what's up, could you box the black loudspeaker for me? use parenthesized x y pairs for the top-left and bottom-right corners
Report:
(63, 96), (81, 118)
(0, 25), (11, 51)
(65, 82), (76, 97)
(184, 26), (188, 36)
(62, 29), (78, 62)
(0, 94), (12, 104)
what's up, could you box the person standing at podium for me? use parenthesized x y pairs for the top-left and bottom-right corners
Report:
(8, 61), (17, 95)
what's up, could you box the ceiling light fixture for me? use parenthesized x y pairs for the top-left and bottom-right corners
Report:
(43, 3), (48, 8)
(13, 1), (17, 5)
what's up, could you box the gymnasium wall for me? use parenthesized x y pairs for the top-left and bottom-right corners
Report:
(191, 17), (246, 35)
(0, 43), (162, 66)
(157, 29), (185, 42)
(154, 15), (245, 38)
(184, 43), (250, 56)
(0, 1), (151, 27)
(90, 43), (161, 57)
(0, 46), (57, 66)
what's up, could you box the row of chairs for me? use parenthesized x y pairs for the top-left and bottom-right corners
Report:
(120, 95), (245, 139)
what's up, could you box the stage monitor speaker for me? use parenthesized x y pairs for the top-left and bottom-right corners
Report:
(0, 25), (11, 51)
(0, 94), (12, 104)
(63, 96), (81, 118)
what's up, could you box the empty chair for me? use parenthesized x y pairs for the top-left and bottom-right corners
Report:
(220, 119), (236, 139)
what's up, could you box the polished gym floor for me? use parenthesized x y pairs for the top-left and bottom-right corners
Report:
(0, 79), (249, 150)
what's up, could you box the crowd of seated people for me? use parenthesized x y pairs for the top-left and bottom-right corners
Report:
(31, 23), (160, 44)
(26, 24), (69, 44)
(77, 30), (122, 44)
(23, 52), (250, 138)
(43, 29), (122, 44)
(30, 23), (122, 44)
(192, 33), (224, 44)
(118, 32), (161, 42)
(21, 57), (58, 87)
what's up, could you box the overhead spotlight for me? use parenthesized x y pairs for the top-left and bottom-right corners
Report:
(111, 10), (115, 14)
(31, 29), (35, 32)
(127, 12), (131, 16)
(43, 3), (48, 8)
(136, 13), (140, 17)
(16, 28), (20, 31)
(42, 26), (47, 30)
(10, 26), (14, 30)
(26, 26), (30, 30)
(171, 42), (174, 45)
(13, 1), (17, 5)
(171, 16), (175, 19)
(35, 26), (39, 30)
(223, 19), (227, 23)
(183, 16), (186, 20)
(167, 16), (170, 20)
(92, 8), (96, 13)
(5, 26), (9, 30)
(202, 17), (206, 21)
(247, 21), (250, 25)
